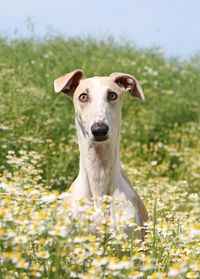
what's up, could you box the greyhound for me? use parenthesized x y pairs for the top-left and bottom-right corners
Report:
(54, 69), (148, 238)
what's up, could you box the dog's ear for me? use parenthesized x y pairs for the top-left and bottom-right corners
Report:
(110, 72), (145, 100)
(54, 69), (84, 97)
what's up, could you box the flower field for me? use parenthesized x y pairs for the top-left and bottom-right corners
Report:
(0, 36), (200, 278)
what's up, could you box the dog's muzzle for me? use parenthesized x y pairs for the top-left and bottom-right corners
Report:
(91, 122), (109, 141)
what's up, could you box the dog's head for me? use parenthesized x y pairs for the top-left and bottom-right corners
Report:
(54, 69), (145, 142)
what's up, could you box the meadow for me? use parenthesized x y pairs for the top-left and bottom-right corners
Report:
(0, 35), (200, 278)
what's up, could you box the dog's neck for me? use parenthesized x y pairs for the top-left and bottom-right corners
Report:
(75, 119), (122, 198)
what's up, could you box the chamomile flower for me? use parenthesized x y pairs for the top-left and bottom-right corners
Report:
(36, 251), (50, 259)
(168, 263), (187, 277)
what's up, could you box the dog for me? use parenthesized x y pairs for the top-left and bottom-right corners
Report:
(54, 69), (148, 238)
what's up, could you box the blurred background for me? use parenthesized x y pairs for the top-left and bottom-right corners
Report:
(1, 0), (200, 59)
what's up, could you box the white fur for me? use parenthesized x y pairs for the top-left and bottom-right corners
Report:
(54, 71), (148, 238)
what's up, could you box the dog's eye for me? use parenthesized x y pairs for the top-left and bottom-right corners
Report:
(108, 91), (118, 101)
(79, 93), (89, 103)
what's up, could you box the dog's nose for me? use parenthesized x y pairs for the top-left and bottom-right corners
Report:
(91, 122), (109, 139)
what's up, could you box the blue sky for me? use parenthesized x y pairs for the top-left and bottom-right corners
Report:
(1, 0), (200, 58)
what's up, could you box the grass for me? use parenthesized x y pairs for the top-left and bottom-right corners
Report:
(0, 35), (200, 278)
